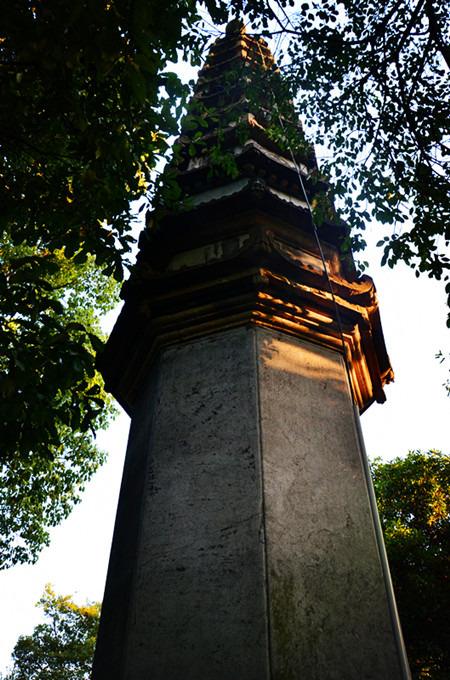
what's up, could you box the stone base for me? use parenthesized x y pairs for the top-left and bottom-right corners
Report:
(92, 326), (409, 679)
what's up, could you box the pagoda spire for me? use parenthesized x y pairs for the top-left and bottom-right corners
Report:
(161, 20), (319, 217)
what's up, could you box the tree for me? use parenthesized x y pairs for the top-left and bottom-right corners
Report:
(371, 450), (450, 679)
(258, 0), (450, 318)
(1, 585), (100, 680)
(0, 0), (280, 568)
(0, 0), (231, 279)
(2, 0), (448, 564)
(0, 0), (227, 567)
(0, 239), (119, 568)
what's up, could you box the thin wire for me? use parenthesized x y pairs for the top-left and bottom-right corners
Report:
(270, 106), (412, 678)
(254, 38), (412, 679)
(255, 40), (350, 374)
(276, 112), (350, 361)
(273, 26), (284, 60)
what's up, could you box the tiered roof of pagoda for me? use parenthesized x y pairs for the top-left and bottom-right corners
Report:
(147, 20), (338, 245)
(98, 20), (394, 415)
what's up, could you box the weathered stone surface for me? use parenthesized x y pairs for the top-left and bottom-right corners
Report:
(91, 365), (161, 679)
(256, 328), (404, 679)
(94, 327), (270, 680)
(93, 326), (408, 679)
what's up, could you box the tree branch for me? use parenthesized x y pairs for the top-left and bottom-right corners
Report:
(424, 0), (450, 68)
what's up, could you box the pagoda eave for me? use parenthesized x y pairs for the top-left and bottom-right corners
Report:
(99, 254), (392, 416)
(145, 182), (348, 258)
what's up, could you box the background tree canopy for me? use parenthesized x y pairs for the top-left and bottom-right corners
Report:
(1, 584), (100, 680)
(372, 450), (450, 680)
(0, 0), (245, 570)
(0, 240), (118, 568)
(263, 0), (450, 308)
(1, 0), (448, 567)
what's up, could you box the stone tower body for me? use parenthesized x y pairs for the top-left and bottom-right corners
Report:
(92, 22), (411, 680)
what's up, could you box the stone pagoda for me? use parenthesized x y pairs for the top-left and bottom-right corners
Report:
(92, 20), (411, 680)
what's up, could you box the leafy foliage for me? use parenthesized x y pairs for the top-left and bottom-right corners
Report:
(1, 585), (100, 680)
(372, 450), (450, 679)
(0, 239), (121, 567)
(0, 0), (216, 568)
(0, 0), (214, 275)
(0, 0), (271, 570)
(436, 351), (450, 397)
(258, 0), (450, 314)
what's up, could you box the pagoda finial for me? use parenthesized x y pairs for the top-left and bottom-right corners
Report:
(225, 18), (246, 36)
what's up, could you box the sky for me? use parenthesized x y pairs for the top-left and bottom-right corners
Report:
(1, 20), (449, 675)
